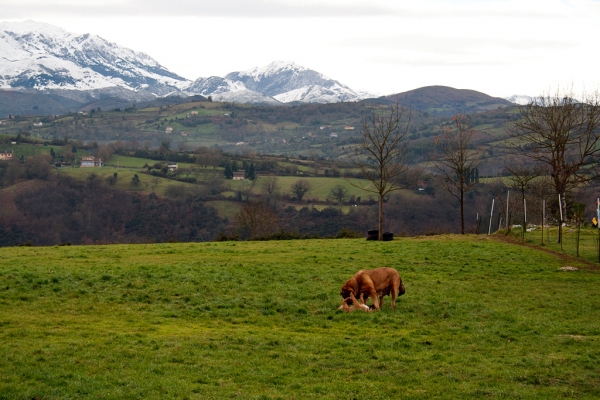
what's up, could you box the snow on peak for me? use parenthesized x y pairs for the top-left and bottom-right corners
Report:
(0, 20), (71, 39)
(239, 60), (315, 81)
(0, 20), (189, 94)
(188, 60), (374, 104)
(505, 95), (535, 105)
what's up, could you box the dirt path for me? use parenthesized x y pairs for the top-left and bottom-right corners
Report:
(491, 234), (600, 271)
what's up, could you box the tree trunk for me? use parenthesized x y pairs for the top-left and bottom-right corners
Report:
(558, 193), (564, 245)
(379, 194), (384, 241)
(460, 187), (465, 234)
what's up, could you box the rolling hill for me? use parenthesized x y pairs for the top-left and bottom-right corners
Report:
(376, 85), (513, 116)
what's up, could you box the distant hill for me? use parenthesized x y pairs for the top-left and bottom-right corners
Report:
(0, 90), (80, 116)
(369, 86), (513, 116)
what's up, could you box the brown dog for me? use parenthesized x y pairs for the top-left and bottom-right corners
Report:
(340, 267), (405, 310)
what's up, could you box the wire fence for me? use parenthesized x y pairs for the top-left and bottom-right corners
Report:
(493, 225), (600, 264)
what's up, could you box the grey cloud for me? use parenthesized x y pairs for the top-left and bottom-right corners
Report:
(337, 35), (574, 55)
(1, 0), (565, 19)
(371, 55), (515, 67)
(2, 1), (394, 18)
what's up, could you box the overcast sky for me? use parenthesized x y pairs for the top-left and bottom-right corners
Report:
(2, 0), (600, 97)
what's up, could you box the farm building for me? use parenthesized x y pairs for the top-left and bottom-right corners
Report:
(0, 150), (13, 160)
(167, 163), (178, 172)
(80, 156), (102, 168)
(233, 172), (245, 181)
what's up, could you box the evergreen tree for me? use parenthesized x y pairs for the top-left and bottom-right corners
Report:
(131, 174), (140, 186)
(245, 163), (256, 180)
(224, 164), (233, 179)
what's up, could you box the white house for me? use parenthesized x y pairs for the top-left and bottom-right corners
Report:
(80, 156), (102, 167)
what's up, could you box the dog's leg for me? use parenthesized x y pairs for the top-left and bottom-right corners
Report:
(391, 285), (398, 308)
(359, 292), (367, 305)
(351, 293), (370, 312)
(369, 289), (380, 310)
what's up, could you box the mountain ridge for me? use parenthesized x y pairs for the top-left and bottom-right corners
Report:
(0, 20), (189, 96)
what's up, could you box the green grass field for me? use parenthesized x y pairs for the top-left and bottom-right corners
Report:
(0, 235), (598, 399)
(262, 176), (375, 201)
(104, 155), (195, 169)
(57, 167), (198, 197)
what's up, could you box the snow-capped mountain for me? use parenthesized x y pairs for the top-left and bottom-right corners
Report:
(185, 76), (280, 105)
(505, 95), (535, 105)
(187, 61), (373, 104)
(0, 20), (190, 96)
(0, 21), (371, 106)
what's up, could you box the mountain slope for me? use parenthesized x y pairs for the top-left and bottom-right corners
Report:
(0, 20), (190, 96)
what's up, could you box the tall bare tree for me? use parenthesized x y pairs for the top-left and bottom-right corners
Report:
(507, 89), (600, 243)
(262, 175), (280, 197)
(433, 113), (484, 234)
(234, 200), (280, 239)
(346, 102), (418, 240)
(329, 184), (349, 204)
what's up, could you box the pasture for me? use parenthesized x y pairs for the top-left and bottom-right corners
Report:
(0, 236), (598, 399)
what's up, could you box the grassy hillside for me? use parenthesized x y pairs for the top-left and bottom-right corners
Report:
(0, 236), (598, 398)
(0, 95), (514, 161)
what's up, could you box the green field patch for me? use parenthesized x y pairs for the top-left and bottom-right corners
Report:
(204, 200), (243, 220)
(0, 236), (598, 398)
(104, 155), (194, 169)
(271, 176), (374, 201)
(58, 167), (198, 196)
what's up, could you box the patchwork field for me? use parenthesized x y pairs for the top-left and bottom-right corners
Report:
(0, 236), (599, 399)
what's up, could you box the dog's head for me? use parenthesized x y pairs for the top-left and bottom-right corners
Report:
(340, 288), (354, 305)
(341, 274), (360, 305)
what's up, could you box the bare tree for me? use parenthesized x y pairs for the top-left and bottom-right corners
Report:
(488, 178), (510, 230)
(151, 176), (161, 189)
(291, 179), (311, 201)
(529, 175), (555, 227)
(235, 200), (280, 239)
(505, 162), (541, 241)
(433, 113), (484, 234)
(507, 89), (600, 243)
(345, 102), (418, 240)
(178, 141), (189, 153)
(239, 179), (256, 202)
(262, 175), (280, 197)
(329, 184), (349, 204)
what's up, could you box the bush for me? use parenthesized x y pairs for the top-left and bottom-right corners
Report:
(335, 228), (363, 239)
